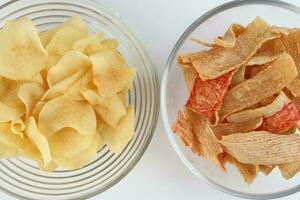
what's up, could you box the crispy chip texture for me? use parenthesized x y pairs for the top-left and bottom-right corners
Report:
(179, 64), (198, 92)
(259, 102), (300, 134)
(214, 24), (246, 48)
(10, 119), (25, 138)
(38, 95), (96, 137)
(278, 161), (300, 179)
(221, 131), (300, 165)
(191, 17), (279, 80)
(101, 106), (135, 154)
(186, 71), (234, 119)
(226, 155), (259, 184)
(184, 108), (224, 170)
(227, 92), (288, 123)
(219, 53), (297, 120)
(0, 18), (48, 80)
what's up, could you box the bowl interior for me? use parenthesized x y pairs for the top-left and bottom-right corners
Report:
(162, 1), (300, 199)
(0, 0), (159, 200)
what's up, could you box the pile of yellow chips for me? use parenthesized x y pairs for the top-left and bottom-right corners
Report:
(174, 17), (300, 184)
(0, 16), (136, 171)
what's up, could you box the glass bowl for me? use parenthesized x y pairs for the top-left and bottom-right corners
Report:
(0, 0), (159, 199)
(161, 0), (300, 199)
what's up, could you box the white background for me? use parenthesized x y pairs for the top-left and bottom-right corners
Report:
(1, 0), (300, 200)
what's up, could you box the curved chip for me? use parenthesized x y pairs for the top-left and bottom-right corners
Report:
(43, 68), (88, 101)
(0, 18), (48, 80)
(0, 122), (24, 148)
(47, 51), (91, 87)
(38, 95), (96, 137)
(227, 92), (288, 123)
(186, 71), (234, 120)
(230, 66), (245, 88)
(226, 155), (259, 184)
(53, 133), (100, 170)
(219, 53), (297, 120)
(259, 102), (300, 134)
(81, 89), (126, 128)
(101, 106), (135, 154)
(221, 131), (300, 165)
(48, 127), (95, 158)
(214, 24), (246, 48)
(278, 161), (300, 179)
(183, 108), (224, 170)
(73, 33), (105, 55)
(40, 15), (88, 46)
(18, 82), (45, 118)
(46, 26), (88, 56)
(10, 119), (25, 138)
(0, 141), (19, 158)
(25, 117), (52, 166)
(259, 165), (274, 176)
(91, 49), (133, 97)
(190, 17), (279, 80)
(213, 117), (262, 137)
(0, 77), (25, 122)
(179, 64), (198, 92)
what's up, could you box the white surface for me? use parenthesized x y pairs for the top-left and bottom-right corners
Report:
(1, 0), (300, 200)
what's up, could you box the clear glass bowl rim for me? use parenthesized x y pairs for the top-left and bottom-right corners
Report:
(0, 0), (160, 199)
(161, 0), (300, 199)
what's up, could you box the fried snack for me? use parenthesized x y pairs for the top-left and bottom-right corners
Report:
(0, 18), (48, 80)
(247, 38), (285, 66)
(230, 66), (245, 88)
(259, 102), (300, 134)
(179, 64), (198, 92)
(0, 16), (136, 171)
(226, 155), (259, 184)
(38, 95), (96, 137)
(189, 17), (279, 80)
(213, 118), (262, 137)
(219, 53), (297, 120)
(214, 24), (246, 48)
(221, 131), (300, 165)
(100, 107), (135, 154)
(226, 92), (288, 123)
(259, 165), (274, 176)
(174, 17), (300, 183)
(186, 71), (234, 120)
(184, 108), (224, 170)
(278, 161), (300, 179)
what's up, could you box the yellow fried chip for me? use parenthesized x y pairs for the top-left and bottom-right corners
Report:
(213, 117), (262, 137)
(278, 161), (300, 179)
(286, 78), (300, 97)
(226, 155), (259, 184)
(0, 77), (25, 122)
(219, 54), (297, 120)
(38, 95), (96, 137)
(91, 49), (134, 97)
(214, 24), (246, 48)
(31, 101), (45, 121)
(0, 141), (18, 158)
(117, 68), (136, 101)
(47, 51), (91, 87)
(190, 17), (279, 80)
(25, 117), (52, 166)
(53, 133), (100, 170)
(18, 83), (45, 118)
(49, 127), (95, 158)
(65, 69), (92, 100)
(221, 131), (300, 165)
(81, 89), (126, 128)
(0, 122), (24, 148)
(10, 119), (25, 138)
(40, 15), (88, 46)
(226, 92), (288, 123)
(73, 33), (104, 54)
(43, 68), (88, 101)
(101, 106), (134, 154)
(0, 18), (48, 80)
(46, 26), (88, 56)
